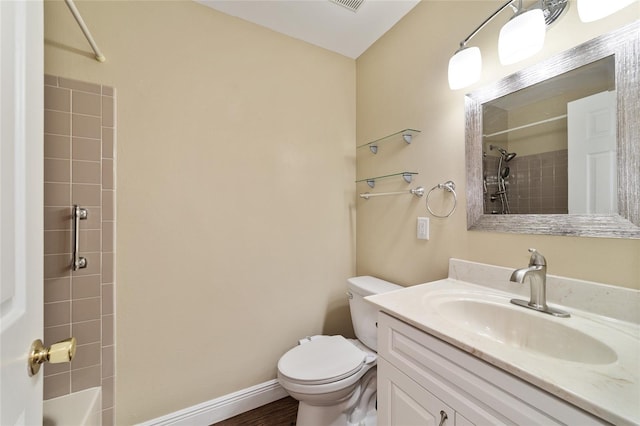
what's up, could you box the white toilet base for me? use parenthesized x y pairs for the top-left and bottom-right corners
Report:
(296, 399), (377, 426)
(293, 369), (377, 426)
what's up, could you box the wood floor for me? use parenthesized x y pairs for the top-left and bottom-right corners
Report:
(213, 397), (298, 426)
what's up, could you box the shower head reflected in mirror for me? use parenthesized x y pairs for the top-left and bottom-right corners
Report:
(489, 144), (517, 162)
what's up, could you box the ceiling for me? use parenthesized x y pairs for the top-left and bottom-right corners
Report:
(194, 0), (421, 59)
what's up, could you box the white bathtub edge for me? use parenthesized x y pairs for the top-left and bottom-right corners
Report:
(137, 379), (288, 426)
(43, 387), (102, 426)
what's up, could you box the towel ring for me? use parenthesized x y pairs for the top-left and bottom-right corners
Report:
(426, 181), (457, 218)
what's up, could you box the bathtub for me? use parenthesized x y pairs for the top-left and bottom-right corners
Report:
(43, 387), (102, 426)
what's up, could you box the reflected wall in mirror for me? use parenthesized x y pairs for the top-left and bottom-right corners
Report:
(482, 56), (615, 215)
(466, 22), (639, 238)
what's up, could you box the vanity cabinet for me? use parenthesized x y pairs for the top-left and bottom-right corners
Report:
(377, 312), (605, 426)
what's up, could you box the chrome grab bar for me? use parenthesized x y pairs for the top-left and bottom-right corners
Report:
(72, 205), (88, 270)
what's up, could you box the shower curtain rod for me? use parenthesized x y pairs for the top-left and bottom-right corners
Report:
(483, 114), (567, 138)
(64, 0), (106, 63)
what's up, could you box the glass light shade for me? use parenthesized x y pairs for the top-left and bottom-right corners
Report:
(448, 46), (482, 90)
(577, 0), (638, 22)
(498, 9), (546, 65)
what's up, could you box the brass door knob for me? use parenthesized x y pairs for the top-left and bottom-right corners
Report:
(28, 337), (77, 376)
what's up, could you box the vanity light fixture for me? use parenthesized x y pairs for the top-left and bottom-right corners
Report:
(448, 0), (568, 90)
(498, 6), (546, 65)
(576, 0), (639, 22)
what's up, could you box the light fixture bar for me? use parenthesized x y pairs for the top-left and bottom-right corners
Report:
(458, 0), (514, 48)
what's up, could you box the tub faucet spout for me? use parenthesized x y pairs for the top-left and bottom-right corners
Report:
(509, 248), (570, 318)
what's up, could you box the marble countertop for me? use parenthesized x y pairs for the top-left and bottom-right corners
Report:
(365, 259), (640, 425)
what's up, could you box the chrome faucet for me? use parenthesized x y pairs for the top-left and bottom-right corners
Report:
(509, 248), (570, 318)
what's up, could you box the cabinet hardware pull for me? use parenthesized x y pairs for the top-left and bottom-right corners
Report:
(438, 410), (448, 426)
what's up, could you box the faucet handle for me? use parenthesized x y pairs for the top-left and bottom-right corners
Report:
(528, 248), (546, 267)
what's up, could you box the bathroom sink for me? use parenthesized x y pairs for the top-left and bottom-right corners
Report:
(433, 297), (618, 365)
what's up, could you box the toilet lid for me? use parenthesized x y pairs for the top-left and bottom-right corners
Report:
(278, 336), (366, 385)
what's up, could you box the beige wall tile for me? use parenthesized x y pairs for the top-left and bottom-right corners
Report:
(102, 376), (114, 409)
(80, 207), (101, 230)
(44, 301), (70, 327)
(102, 222), (114, 252)
(71, 365), (101, 392)
(78, 229), (101, 253)
(44, 110), (70, 136)
(102, 190), (114, 221)
(42, 67), (116, 411)
(45, 134), (71, 159)
(102, 252), (114, 284)
(102, 408), (114, 426)
(72, 298), (101, 323)
(72, 160), (101, 184)
(71, 252), (101, 277)
(44, 324), (71, 346)
(101, 128), (113, 159)
(44, 277), (71, 303)
(72, 184), (101, 207)
(44, 230), (71, 255)
(102, 314), (113, 346)
(71, 320), (102, 345)
(73, 137), (101, 161)
(44, 183), (70, 207)
(102, 284), (114, 315)
(44, 254), (71, 279)
(102, 96), (114, 127)
(59, 77), (101, 94)
(44, 358), (70, 376)
(72, 274), (101, 299)
(102, 346), (114, 378)
(72, 319), (101, 345)
(44, 158), (70, 183)
(73, 91), (101, 116)
(71, 342), (101, 369)
(44, 372), (70, 400)
(72, 114), (101, 139)
(45, 85), (71, 112)
(44, 74), (58, 86)
(102, 159), (114, 189)
(45, 206), (72, 231)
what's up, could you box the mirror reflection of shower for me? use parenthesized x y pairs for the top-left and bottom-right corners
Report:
(488, 144), (516, 214)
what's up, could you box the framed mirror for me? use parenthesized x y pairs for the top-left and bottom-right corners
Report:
(465, 21), (639, 239)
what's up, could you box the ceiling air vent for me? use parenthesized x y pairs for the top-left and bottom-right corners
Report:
(329, 0), (365, 13)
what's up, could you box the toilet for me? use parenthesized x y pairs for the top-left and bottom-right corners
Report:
(277, 276), (402, 426)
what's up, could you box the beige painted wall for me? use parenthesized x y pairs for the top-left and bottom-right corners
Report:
(44, 1), (356, 423)
(356, 1), (639, 289)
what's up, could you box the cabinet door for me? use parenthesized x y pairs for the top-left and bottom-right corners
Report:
(378, 358), (453, 426)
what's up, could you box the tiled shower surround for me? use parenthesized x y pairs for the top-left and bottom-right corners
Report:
(43, 75), (116, 425)
(484, 149), (568, 215)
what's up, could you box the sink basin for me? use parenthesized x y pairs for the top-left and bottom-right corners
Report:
(434, 297), (618, 365)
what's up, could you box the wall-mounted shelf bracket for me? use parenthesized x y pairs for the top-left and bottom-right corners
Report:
(357, 128), (421, 154)
(356, 172), (418, 188)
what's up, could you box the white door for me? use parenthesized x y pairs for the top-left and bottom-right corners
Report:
(0, 0), (44, 424)
(567, 90), (617, 214)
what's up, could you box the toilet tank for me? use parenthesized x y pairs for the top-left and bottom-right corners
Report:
(347, 276), (402, 351)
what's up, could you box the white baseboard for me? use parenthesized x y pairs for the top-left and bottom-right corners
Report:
(138, 379), (290, 426)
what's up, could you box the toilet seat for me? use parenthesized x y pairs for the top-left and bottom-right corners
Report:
(278, 336), (366, 385)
